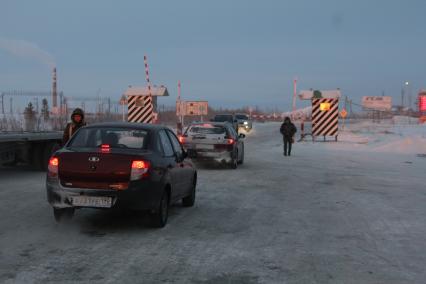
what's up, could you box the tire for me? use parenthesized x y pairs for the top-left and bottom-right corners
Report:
(237, 144), (244, 165)
(229, 151), (238, 169)
(53, 208), (75, 223)
(182, 175), (196, 207)
(151, 191), (169, 228)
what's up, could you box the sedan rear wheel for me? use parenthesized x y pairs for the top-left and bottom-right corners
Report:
(182, 176), (196, 207)
(151, 191), (169, 228)
(238, 145), (244, 165)
(53, 208), (75, 223)
(229, 150), (238, 169)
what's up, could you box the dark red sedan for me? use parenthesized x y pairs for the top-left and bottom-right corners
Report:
(46, 122), (197, 228)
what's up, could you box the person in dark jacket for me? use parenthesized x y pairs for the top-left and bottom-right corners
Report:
(62, 108), (86, 145)
(280, 117), (297, 156)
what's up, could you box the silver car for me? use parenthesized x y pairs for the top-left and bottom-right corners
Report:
(179, 122), (245, 169)
(235, 113), (252, 132)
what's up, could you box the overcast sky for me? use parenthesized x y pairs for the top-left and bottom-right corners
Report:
(1, 0), (425, 111)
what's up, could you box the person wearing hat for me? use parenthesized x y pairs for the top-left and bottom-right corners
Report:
(280, 116), (297, 156)
(62, 108), (86, 145)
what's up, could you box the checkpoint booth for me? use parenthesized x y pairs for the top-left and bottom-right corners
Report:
(123, 86), (169, 123)
(299, 89), (341, 142)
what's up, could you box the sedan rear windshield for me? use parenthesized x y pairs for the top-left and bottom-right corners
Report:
(188, 125), (226, 135)
(69, 127), (149, 149)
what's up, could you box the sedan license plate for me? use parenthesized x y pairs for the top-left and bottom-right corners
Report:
(72, 196), (112, 208)
(196, 144), (213, 150)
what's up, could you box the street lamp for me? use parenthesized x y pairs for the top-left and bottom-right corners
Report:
(405, 81), (411, 110)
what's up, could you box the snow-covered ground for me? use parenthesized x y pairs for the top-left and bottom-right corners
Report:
(0, 119), (425, 283)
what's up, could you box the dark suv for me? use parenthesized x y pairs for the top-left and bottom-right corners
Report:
(212, 114), (238, 132)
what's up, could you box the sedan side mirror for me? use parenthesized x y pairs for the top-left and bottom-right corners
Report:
(239, 133), (246, 139)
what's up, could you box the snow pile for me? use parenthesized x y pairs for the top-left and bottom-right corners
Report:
(328, 119), (426, 154)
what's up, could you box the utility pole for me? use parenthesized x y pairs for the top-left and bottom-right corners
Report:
(292, 77), (297, 112)
(10, 98), (13, 114)
(1, 93), (4, 115)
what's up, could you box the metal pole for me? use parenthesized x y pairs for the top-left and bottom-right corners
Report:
(1, 93), (4, 115)
(292, 78), (297, 112)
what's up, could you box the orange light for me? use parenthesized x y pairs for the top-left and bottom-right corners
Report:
(49, 157), (59, 166)
(178, 136), (184, 143)
(320, 103), (331, 111)
(132, 160), (148, 169)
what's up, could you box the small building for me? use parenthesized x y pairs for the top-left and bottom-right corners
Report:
(123, 86), (169, 123)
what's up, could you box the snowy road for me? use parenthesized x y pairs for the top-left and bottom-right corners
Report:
(1, 122), (426, 283)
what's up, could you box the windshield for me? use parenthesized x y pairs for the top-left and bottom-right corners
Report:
(68, 128), (149, 149)
(235, 114), (248, 120)
(214, 115), (233, 122)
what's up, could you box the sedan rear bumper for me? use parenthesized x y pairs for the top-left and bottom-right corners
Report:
(46, 177), (163, 211)
(187, 149), (233, 164)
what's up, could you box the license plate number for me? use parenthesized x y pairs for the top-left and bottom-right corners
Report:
(72, 196), (112, 208)
(196, 144), (213, 150)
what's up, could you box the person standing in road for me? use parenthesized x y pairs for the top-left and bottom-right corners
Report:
(62, 108), (86, 145)
(280, 117), (297, 156)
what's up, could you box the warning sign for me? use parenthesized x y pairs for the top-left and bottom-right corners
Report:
(177, 101), (208, 116)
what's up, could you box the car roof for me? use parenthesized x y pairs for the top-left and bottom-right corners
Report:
(83, 122), (169, 131)
(188, 122), (230, 126)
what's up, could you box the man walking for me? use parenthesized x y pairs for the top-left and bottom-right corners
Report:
(280, 117), (297, 156)
(62, 108), (86, 145)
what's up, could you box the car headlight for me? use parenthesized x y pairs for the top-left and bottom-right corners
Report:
(243, 121), (248, 125)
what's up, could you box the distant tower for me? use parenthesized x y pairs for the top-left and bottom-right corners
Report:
(52, 67), (58, 112)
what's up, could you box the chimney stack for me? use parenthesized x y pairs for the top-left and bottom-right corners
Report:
(52, 67), (57, 108)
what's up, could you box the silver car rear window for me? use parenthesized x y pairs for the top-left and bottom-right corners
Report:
(189, 126), (226, 135)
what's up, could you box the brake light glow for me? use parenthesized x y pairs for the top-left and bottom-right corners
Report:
(130, 160), (150, 181)
(178, 135), (185, 144)
(227, 138), (235, 145)
(132, 160), (148, 169)
(48, 157), (59, 177)
(101, 144), (110, 153)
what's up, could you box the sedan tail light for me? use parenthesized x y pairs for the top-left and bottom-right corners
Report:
(48, 157), (59, 177)
(130, 160), (150, 181)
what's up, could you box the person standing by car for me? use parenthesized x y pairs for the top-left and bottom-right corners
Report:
(62, 108), (86, 145)
(280, 117), (297, 156)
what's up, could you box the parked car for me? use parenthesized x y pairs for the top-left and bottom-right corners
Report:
(179, 122), (245, 169)
(211, 114), (238, 132)
(235, 113), (252, 132)
(46, 122), (197, 228)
